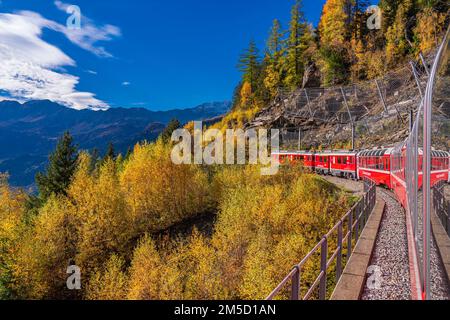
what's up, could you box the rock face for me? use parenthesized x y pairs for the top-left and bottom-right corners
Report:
(245, 62), (433, 150)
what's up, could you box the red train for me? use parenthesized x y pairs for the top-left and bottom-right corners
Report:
(272, 148), (450, 209)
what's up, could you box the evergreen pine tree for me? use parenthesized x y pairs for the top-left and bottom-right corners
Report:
(125, 147), (132, 160)
(89, 148), (100, 173)
(35, 131), (78, 201)
(264, 19), (286, 98)
(237, 40), (260, 90)
(105, 142), (116, 161)
(160, 119), (181, 143)
(284, 0), (309, 89)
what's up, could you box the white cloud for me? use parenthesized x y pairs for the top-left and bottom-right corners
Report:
(54, 1), (121, 58)
(0, 8), (120, 110)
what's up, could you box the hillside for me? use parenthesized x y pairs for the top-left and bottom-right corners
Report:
(215, 0), (449, 147)
(0, 100), (230, 187)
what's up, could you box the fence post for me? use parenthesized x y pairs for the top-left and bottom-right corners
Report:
(319, 238), (328, 300)
(375, 79), (388, 113)
(410, 61), (424, 99)
(340, 87), (354, 124)
(355, 206), (360, 242)
(419, 52), (430, 76)
(337, 222), (343, 281)
(304, 88), (313, 118)
(347, 212), (353, 261)
(291, 266), (300, 300)
(447, 203), (450, 237)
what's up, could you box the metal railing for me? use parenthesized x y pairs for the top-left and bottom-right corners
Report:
(266, 178), (376, 300)
(390, 26), (449, 300)
(433, 181), (450, 237)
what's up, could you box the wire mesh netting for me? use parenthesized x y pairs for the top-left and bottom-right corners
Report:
(253, 53), (437, 150)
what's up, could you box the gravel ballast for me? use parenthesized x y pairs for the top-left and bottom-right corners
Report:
(361, 189), (411, 300)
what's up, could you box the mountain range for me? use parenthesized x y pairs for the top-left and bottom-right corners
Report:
(0, 100), (230, 187)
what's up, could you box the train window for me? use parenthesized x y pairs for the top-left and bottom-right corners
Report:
(343, 157), (347, 164)
(337, 157), (341, 164)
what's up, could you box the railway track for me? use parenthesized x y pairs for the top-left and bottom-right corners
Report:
(360, 187), (412, 299)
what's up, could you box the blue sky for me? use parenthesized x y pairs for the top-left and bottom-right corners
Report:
(0, 0), (331, 111)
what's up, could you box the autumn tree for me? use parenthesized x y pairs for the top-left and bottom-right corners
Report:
(385, 0), (415, 66)
(11, 196), (78, 299)
(127, 236), (182, 299)
(86, 255), (129, 300)
(413, 3), (448, 54)
(0, 177), (27, 299)
(119, 141), (212, 235)
(317, 0), (352, 85)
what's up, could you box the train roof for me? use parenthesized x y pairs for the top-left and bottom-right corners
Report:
(272, 150), (314, 155)
(316, 151), (357, 156)
(431, 150), (450, 157)
(358, 148), (393, 157)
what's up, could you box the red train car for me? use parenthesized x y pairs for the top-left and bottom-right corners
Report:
(329, 152), (357, 179)
(272, 151), (315, 170)
(430, 150), (450, 186)
(314, 153), (330, 175)
(272, 147), (449, 212)
(358, 148), (393, 189)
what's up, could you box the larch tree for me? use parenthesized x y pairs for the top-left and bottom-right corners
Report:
(318, 0), (350, 47)
(317, 0), (352, 85)
(385, 0), (415, 66)
(413, 2), (448, 54)
(379, 0), (401, 36)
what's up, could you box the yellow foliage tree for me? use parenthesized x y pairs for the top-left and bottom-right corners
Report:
(71, 158), (132, 276)
(86, 254), (129, 300)
(11, 196), (77, 299)
(318, 0), (349, 48)
(0, 179), (27, 298)
(120, 141), (211, 235)
(127, 236), (181, 300)
(239, 81), (253, 108)
(414, 7), (446, 55)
